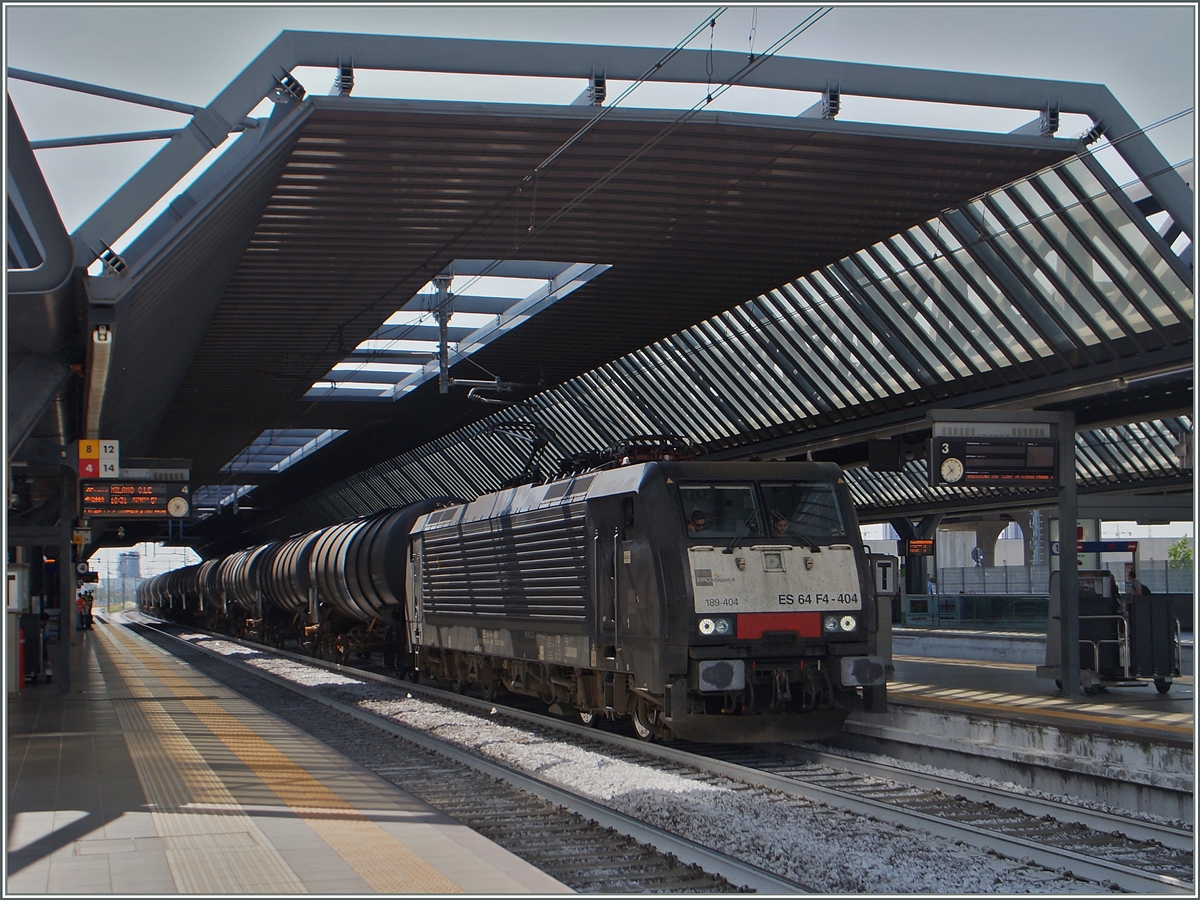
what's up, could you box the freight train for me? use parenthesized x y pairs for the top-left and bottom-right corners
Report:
(139, 457), (887, 742)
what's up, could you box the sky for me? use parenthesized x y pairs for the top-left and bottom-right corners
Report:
(5, 3), (1196, 249)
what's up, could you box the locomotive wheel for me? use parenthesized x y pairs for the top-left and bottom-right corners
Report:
(450, 680), (466, 694)
(1054, 679), (1063, 691)
(1155, 678), (1172, 694)
(631, 701), (656, 742)
(577, 710), (596, 727)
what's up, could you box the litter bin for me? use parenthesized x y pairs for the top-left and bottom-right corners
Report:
(1126, 594), (1180, 692)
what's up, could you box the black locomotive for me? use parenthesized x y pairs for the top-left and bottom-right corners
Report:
(139, 458), (887, 742)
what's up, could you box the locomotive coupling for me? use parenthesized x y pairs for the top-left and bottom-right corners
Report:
(840, 656), (887, 687)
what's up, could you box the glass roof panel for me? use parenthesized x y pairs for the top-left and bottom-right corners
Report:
(221, 428), (347, 473)
(191, 484), (257, 518)
(305, 260), (609, 401)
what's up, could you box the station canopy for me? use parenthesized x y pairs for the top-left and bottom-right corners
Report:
(5, 33), (1192, 555)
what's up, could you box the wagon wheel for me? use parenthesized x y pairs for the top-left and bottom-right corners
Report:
(1155, 677), (1172, 694)
(631, 699), (656, 742)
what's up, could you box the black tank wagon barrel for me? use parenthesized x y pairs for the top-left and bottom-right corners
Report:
(140, 460), (887, 742)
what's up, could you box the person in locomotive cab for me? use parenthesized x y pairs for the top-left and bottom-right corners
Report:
(771, 511), (790, 536)
(687, 510), (708, 533)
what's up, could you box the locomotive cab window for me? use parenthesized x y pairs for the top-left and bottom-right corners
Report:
(760, 482), (846, 540)
(679, 484), (760, 538)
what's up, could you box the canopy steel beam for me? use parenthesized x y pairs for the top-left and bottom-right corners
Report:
(63, 30), (1191, 270)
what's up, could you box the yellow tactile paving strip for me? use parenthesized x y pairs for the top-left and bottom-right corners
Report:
(95, 629), (308, 893)
(890, 655), (1194, 739)
(96, 623), (462, 893)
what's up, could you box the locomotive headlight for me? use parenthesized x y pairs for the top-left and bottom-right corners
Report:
(824, 614), (857, 633)
(699, 617), (733, 636)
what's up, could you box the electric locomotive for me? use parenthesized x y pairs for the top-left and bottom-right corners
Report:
(138, 459), (886, 743)
(408, 460), (885, 742)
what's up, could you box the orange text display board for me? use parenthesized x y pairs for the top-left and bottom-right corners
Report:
(81, 482), (188, 518)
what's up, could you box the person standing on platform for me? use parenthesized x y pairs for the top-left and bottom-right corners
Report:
(1127, 570), (1149, 596)
(76, 591), (93, 630)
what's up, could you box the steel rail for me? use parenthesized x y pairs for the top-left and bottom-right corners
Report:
(146, 620), (1192, 894)
(761, 742), (1193, 852)
(151, 624), (809, 894)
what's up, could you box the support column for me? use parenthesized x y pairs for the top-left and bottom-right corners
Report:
(1058, 412), (1080, 698)
(974, 520), (1009, 568)
(57, 466), (77, 693)
(890, 513), (943, 595)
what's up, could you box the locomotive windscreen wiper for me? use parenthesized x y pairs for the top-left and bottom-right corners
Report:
(785, 525), (823, 553)
(722, 517), (756, 554)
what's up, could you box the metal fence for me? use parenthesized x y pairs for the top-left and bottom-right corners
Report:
(902, 593), (1049, 632)
(1131, 560), (1195, 595)
(908, 562), (1193, 632)
(936, 562), (1194, 596)
(935, 566), (1051, 594)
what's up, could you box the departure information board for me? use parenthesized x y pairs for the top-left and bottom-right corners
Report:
(929, 438), (1058, 487)
(903, 539), (935, 556)
(81, 482), (190, 518)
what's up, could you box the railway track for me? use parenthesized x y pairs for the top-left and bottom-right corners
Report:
(748, 742), (1193, 850)
(131, 617), (1193, 894)
(126, 620), (790, 893)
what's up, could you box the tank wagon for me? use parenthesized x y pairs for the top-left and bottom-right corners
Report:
(141, 460), (886, 742)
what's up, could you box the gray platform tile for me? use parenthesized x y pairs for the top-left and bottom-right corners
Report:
(100, 813), (158, 841)
(4, 860), (51, 893)
(73, 837), (137, 855)
(45, 857), (113, 892)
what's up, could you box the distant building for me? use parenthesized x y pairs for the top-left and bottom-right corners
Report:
(117, 552), (140, 579)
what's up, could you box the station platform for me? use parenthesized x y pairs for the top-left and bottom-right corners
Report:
(888, 626), (1194, 745)
(837, 628), (1195, 821)
(6, 621), (570, 894)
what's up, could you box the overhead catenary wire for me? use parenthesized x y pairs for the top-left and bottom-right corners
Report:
(224, 11), (1192, 496)
(373, 6), (833, 391)
(529, 7), (833, 238)
(212, 8), (737, 487)
(298, 7), (734, 382)
(263, 8), (871, 502)
(947, 106), (1195, 245)
(381, 144), (1194, 479)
